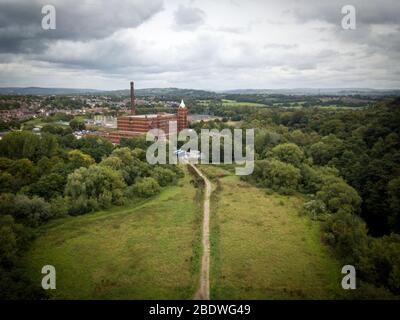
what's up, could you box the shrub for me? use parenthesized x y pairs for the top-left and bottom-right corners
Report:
(317, 180), (361, 214)
(49, 196), (69, 219)
(0, 215), (45, 300)
(304, 199), (327, 219)
(66, 196), (97, 216)
(254, 159), (301, 193)
(65, 165), (126, 207)
(270, 143), (305, 167)
(299, 164), (340, 194)
(131, 177), (160, 198)
(388, 177), (400, 232)
(151, 167), (176, 187)
(29, 173), (66, 200)
(358, 234), (400, 295)
(321, 210), (369, 264)
(12, 195), (52, 227)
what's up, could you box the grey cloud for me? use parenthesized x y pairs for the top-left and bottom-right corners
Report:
(264, 43), (298, 50)
(0, 0), (399, 90)
(0, 0), (163, 53)
(291, 0), (400, 73)
(173, 5), (205, 30)
(292, 0), (400, 25)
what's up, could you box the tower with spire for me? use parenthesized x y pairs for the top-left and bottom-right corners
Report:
(177, 99), (188, 132)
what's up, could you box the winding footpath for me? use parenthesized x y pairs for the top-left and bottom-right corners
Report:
(190, 164), (212, 300)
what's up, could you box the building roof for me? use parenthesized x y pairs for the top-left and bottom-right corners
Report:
(179, 99), (186, 108)
(122, 113), (175, 119)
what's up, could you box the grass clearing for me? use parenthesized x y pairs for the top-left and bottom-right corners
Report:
(221, 99), (267, 108)
(23, 166), (202, 299)
(199, 165), (343, 299)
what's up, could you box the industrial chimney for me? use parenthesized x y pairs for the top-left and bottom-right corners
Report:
(130, 81), (136, 115)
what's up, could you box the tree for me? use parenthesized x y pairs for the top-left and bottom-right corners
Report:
(309, 134), (344, 165)
(388, 177), (400, 232)
(100, 147), (152, 185)
(321, 210), (369, 264)
(65, 165), (126, 210)
(120, 135), (150, 150)
(0, 215), (45, 300)
(69, 119), (85, 131)
(317, 180), (361, 214)
(270, 143), (305, 167)
(254, 129), (284, 157)
(7, 159), (37, 192)
(300, 164), (341, 194)
(75, 136), (113, 162)
(42, 124), (72, 136)
(304, 199), (327, 220)
(0, 217), (18, 268)
(319, 119), (346, 136)
(0, 215), (32, 268)
(359, 234), (400, 295)
(0, 157), (12, 171)
(131, 177), (160, 198)
(0, 172), (13, 193)
(67, 149), (95, 170)
(59, 133), (76, 149)
(29, 173), (66, 200)
(254, 159), (301, 193)
(11, 195), (53, 226)
(0, 131), (58, 161)
(151, 167), (176, 187)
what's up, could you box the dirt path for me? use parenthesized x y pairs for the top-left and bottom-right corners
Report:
(191, 164), (212, 300)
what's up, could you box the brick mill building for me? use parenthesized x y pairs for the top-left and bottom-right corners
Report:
(102, 81), (188, 144)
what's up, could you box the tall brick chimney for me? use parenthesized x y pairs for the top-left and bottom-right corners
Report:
(130, 81), (136, 115)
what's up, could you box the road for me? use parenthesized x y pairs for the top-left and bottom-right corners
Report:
(191, 164), (212, 300)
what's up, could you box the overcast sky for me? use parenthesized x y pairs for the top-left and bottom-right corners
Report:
(0, 0), (399, 90)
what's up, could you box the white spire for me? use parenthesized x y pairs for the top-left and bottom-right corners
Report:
(179, 99), (186, 108)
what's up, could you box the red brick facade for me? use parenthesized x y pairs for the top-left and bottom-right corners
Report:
(100, 82), (188, 144)
(102, 109), (187, 144)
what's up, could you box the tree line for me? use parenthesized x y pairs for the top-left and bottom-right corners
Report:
(239, 98), (400, 298)
(0, 129), (182, 299)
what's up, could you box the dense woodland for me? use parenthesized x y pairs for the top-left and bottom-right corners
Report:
(0, 129), (181, 299)
(0, 96), (399, 299)
(192, 98), (400, 297)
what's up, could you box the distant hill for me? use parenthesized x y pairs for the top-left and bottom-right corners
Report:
(0, 87), (217, 98)
(221, 88), (400, 96)
(0, 87), (102, 95)
(109, 87), (218, 99)
(0, 86), (399, 97)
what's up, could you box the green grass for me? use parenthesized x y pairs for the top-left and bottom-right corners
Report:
(23, 115), (86, 128)
(23, 163), (345, 300)
(221, 99), (267, 107)
(23, 167), (202, 299)
(199, 165), (343, 299)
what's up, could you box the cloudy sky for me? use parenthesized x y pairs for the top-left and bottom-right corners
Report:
(0, 0), (399, 90)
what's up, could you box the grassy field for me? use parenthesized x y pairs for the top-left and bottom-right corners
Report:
(199, 165), (343, 299)
(22, 115), (86, 129)
(221, 99), (267, 107)
(23, 166), (202, 299)
(23, 163), (344, 300)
